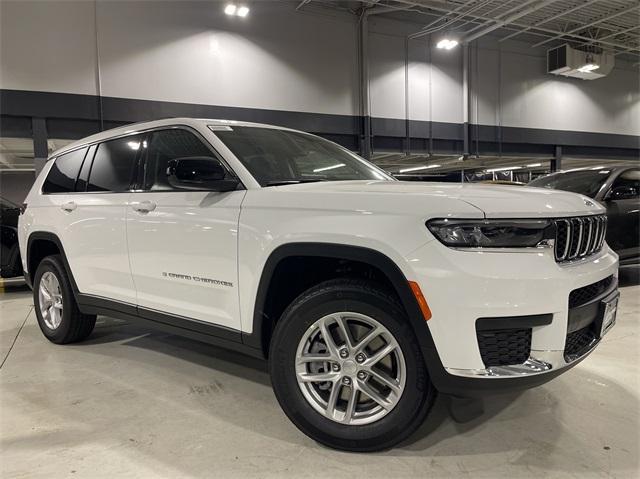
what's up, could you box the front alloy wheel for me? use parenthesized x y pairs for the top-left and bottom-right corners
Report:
(270, 279), (435, 452)
(295, 312), (406, 425)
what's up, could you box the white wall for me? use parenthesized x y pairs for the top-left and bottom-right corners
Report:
(1, 1), (638, 137)
(367, 16), (640, 136)
(0, 0), (98, 95)
(96, 1), (359, 115)
(0, 0), (359, 116)
(472, 38), (640, 136)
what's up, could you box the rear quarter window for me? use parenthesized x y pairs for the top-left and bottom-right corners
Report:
(42, 147), (88, 193)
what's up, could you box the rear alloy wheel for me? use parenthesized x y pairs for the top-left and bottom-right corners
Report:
(38, 271), (64, 330)
(33, 255), (96, 344)
(270, 279), (435, 452)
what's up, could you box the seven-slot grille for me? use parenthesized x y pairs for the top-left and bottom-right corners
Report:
(553, 215), (607, 263)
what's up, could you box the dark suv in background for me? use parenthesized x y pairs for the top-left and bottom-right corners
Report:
(1, 196), (23, 278)
(529, 166), (640, 267)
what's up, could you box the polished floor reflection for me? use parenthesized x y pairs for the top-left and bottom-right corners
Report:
(1, 269), (638, 478)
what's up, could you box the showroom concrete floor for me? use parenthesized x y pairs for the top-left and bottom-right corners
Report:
(1, 271), (638, 479)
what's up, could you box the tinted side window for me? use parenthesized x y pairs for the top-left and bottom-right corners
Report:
(42, 147), (88, 193)
(142, 129), (217, 190)
(611, 169), (640, 192)
(87, 135), (143, 192)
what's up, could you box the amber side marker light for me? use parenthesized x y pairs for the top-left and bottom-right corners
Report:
(409, 281), (432, 321)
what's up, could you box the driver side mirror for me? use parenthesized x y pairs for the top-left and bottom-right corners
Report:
(606, 185), (638, 201)
(167, 156), (239, 192)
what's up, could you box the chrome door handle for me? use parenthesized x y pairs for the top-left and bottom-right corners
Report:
(131, 201), (157, 213)
(61, 201), (77, 212)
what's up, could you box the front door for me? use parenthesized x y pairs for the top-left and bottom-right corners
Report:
(126, 127), (244, 330)
(604, 168), (640, 263)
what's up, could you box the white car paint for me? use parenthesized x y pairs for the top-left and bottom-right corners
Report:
(18, 117), (618, 376)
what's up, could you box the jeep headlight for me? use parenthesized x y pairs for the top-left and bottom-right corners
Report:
(426, 219), (552, 248)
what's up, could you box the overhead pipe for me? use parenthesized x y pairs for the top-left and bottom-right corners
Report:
(462, 42), (469, 160)
(357, 3), (415, 160)
(359, 11), (372, 160)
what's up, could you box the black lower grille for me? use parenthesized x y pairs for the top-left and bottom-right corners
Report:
(564, 326), (597, 360)
(477, 329), (531, 367)
(569, 276), (614, 308)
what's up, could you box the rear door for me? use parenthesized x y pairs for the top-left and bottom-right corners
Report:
(55, 135), (142, 305)
(126, 127), (244, 329)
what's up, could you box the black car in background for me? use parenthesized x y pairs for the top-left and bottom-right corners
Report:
(0, 196), (23, 278)
(529, 165), (640, 267)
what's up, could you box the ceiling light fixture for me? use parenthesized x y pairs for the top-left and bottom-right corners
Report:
(436, 39), (459, 50)
(577, 63), (599, 73)
(486, 166), (522, 173)
(224, 4), (249, 16)
(399, 164), (441, 173)
(526, 163), (542, 167)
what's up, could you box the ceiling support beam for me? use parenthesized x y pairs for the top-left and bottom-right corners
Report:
(580, 24), (640, 48)
(463, 0), (561, 44)
(531, 4), (640, 48)
(499, 0), (601, 42)
(360, 0), (638, 54)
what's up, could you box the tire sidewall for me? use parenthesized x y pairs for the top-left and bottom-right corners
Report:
(270, 283), (431, 451)
(33, 256), (76, 343)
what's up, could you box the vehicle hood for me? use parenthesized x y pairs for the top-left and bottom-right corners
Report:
(269, 181), (604, 218)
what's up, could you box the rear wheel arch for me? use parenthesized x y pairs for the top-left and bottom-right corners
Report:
(245, 243), (441, 368)
(26, 232), (79, 295)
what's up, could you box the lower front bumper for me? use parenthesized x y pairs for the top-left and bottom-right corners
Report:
(429, 348), (593, 397)
(427, 286), (618, 397)
(445, 345), (595, 379)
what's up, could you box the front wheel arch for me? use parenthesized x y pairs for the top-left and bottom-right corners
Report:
(244, 243), (445, 384)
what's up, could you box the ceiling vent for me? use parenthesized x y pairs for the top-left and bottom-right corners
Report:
(547, 44), (614, 80)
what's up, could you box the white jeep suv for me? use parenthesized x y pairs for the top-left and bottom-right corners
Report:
(18, 118), (619, 451)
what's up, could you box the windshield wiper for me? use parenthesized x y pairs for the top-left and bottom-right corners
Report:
(265, 179), (327, 187)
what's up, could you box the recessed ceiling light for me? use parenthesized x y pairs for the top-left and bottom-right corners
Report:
(224, 4), (237, 15)
(237, 6), (249, 17)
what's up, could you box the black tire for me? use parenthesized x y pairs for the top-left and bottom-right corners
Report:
(269, 278), (436, 452)
(33, 255), (96, 344)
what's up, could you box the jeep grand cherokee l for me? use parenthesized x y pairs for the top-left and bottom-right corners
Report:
(18, 118), (619, 452)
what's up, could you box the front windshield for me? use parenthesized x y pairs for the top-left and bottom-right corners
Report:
(212, 126), (392, 186)
(528, 169), (612, 198)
